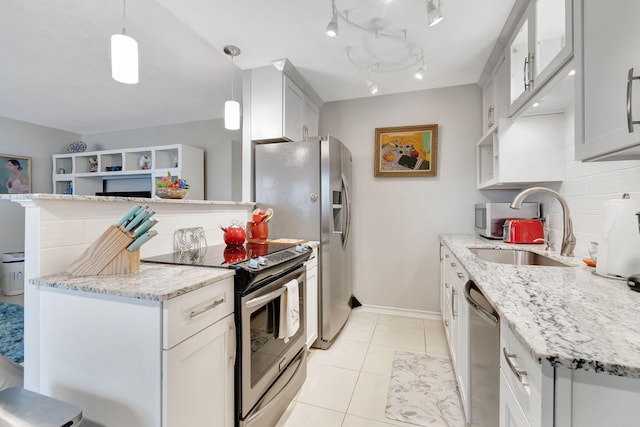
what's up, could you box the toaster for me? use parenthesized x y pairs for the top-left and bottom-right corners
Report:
(503, 219), (544, 244)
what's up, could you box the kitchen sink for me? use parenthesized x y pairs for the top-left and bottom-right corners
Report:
(468, 247), (571, 267)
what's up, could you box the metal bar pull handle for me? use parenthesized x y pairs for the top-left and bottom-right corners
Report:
(190, 298), (225, 319)
(245, 286), (288, 309)
(523, 56), (529, 90)
(503, 347), (528, 383)
(464, 280), (498, 326)
(451, 289), (457, 319)
(627, 68), (640, 132)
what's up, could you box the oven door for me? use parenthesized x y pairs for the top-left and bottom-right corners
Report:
(239, 266), (306, 419)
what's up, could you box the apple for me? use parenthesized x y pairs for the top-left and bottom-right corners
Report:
(410, 150), (419, 157)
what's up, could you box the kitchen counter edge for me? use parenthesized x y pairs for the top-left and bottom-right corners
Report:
(30, 263), (235, 301)
(440, 234), (640, 379)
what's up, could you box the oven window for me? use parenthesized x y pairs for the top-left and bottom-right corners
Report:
(250, 289), (304, 387)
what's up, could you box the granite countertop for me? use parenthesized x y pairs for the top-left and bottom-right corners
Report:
(31, 263), (235, 301)
(0, 193), (255, 207)
(440, 234), (640, 379)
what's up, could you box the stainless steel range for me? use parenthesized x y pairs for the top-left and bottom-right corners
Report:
(144, 242), (312, 427)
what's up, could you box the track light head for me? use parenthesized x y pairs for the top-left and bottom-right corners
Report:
(326, 12), (339, 37)
(414, 64), (426, 80)
(367, 80), (379, 95)
(427, 0), (444, 27)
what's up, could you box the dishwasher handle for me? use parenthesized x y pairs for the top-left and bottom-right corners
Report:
(464, 280), (498, 326)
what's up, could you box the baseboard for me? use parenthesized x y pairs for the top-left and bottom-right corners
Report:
(356, 304), (442, 320)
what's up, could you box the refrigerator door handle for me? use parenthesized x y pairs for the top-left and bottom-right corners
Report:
(342, 176), (351, 248)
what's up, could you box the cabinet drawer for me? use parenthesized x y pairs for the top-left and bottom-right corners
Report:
(500, 369), (532, 427)
(163, 277), (234, 350)
(500, 321), (545, 426)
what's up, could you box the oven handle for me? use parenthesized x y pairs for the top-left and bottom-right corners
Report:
(245, 286), (289, 309)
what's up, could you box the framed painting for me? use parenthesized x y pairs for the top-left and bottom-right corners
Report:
(374, 124), (438, 177)
(0, 154), (32, 194)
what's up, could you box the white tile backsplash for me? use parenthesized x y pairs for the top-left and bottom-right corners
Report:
(552, 106), (640, 257)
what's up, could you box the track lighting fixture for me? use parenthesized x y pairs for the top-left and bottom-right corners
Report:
(326, 0), (339, 37)
(427, 0), (444, 27)
(223, 45), (241, 131)
(111, 0), (139, 84)
(414, 63), (427, 80)
(367, 80), (379, 95)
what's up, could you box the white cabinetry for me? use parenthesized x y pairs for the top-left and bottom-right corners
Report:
(476, 116), (565, 189)
(508, 0), (573, 115)
(440, 244), (470, 421)
(575, 0), (640, 160)
(52, 144), (204, 199)
(305, 244), (319, 348)
(38, 277), (235, 427)
(251, 66), (320, 142)
(482, 55), (509, 132)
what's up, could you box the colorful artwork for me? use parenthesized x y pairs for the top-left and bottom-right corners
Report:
(0, 154), (31, 194)
(374, 124), (438, 177)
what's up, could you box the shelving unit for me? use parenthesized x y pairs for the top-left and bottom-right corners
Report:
(52, 144), (204, 199)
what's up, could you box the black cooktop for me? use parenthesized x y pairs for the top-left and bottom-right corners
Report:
(142, 242), (310, 271)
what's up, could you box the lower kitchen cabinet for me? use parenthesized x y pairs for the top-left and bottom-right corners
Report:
(38, 277), (235, 427)
(440, 243), (470, 421)
(305, 244), (319, 348)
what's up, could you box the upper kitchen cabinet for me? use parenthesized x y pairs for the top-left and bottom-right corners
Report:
(508, 0), (573, 115)
(482, 54), (509, 132)
(250, 60), (323, 142)
(575, 0), (640, 161)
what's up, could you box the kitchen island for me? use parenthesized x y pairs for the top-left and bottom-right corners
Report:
(0, 194), (254, 393)
(32, 262), (235, 426)
(441, 234), (640, 426)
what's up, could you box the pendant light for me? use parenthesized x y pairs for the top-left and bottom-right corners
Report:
(223, 45), (241, 131)
(111, 0), (139, 84)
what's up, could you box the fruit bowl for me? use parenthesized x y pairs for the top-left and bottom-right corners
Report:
(156, 188), (188, 199)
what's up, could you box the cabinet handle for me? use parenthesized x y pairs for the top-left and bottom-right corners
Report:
(451, 289), (457, 319)
(456, 272), (464, 279)
(523, 56), (529, 90)
(444, 319), (449, 327)
(445, 282), (450, 289)
(229, 320), (237, 365)
(445, 254), (450, 259)
(503, 347), (528, 383)
(190, 298), (225, 319)
(627, 68), (640, 132)
(450, 262), (456, 268)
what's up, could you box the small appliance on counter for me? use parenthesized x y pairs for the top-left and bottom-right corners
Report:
(475, 202), (541, 239)
(502, 219), (544, 244)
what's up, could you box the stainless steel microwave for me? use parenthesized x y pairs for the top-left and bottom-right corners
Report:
(475, 202), (541, 239)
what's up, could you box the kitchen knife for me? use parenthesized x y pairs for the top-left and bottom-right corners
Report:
(116, 204), (142, 227)
(123, 209), (149, 232)
(132, 218), (158, 238)
(127, 230), (158, 252)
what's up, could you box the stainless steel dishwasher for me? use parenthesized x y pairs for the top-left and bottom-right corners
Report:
(464, 280), (499, 427)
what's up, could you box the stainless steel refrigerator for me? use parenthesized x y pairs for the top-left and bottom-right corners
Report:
(254, 135), (353, 349)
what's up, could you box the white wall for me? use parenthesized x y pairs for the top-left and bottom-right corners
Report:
(0, 117), (80, 254)
(320, 84), (495, 314)
(82, 119), (242, 201)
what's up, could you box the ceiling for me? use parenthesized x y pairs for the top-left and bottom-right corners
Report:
(0, 0), (515, 135)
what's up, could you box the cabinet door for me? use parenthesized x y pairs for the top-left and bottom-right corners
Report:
(534, 0), (572, 84)
(305, 258), (318, 348)
(509, 8), (534, 112)
(163, 314), (235, 427)
(576, 0), (640, 160)
(284, 77), (305, 142)
(304, 98), (320, 140)
(500, 370), (533, 427)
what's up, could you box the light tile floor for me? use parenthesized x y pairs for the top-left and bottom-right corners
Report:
(276, 310), (452, 427)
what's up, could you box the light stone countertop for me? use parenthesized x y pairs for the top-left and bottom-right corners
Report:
(440, 234), (640, 378)
(31, 262), (235, 301)
(0, 193), (255, 207)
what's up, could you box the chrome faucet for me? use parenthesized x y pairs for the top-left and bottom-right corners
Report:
(510, 187), (576, 257)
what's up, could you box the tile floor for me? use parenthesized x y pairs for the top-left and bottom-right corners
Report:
(0, 293), (24, 306)
(275, 309), (453, 427)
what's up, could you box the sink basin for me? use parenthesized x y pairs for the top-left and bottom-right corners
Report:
(468, 248), (571, 267)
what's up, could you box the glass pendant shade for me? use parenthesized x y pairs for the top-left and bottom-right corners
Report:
(225, 100), (240, 130)
(111, 33), (139, 84)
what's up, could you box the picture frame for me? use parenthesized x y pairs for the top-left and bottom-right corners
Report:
(374, 124), (438, 177)
(0, 154), (32, 194)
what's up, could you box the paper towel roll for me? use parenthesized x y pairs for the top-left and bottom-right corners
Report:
(601, 199), (640, 277)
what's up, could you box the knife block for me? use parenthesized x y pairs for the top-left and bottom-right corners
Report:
(67, 225), (140, 276)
